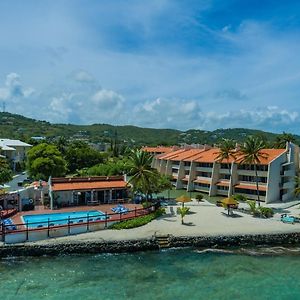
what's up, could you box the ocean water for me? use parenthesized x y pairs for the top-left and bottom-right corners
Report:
(1, 247), (300, 300)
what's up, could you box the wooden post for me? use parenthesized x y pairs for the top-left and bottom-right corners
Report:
(2, 223), (5, 242)
(26, 220), (29, 241)
(47, 218), (50, 238)
(68, 216), (70, 235)
(135, 207), (137, 217)
(105, 212), (108, 228)
(87, 212), (89, 231)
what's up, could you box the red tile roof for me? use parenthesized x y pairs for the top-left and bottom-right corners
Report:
(216, 180), (230, 187)
(194, 179), (211, 184)
(234, 184), (267, 191)
(142, 146), (175, 154)
(51, 176), (127, 192)
(157, 147), (286, 165)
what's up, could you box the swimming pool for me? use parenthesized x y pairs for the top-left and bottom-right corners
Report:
(22, 210), (106, 228)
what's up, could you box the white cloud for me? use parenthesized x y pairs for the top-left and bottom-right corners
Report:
(92, 89), (124, 110)
(0, 73), (35, 102)
(73, 70), (94, 83)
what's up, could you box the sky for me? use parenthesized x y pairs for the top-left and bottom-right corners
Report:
(0, 0), (300, 133)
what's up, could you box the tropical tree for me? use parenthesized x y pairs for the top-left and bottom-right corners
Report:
(215, 138), (236, 196)
(239, 136), (268, 206)
(0, 157), (13, 186)
(64, 141), (104, 173)
(274, 132), (296, 149)
(26, 143), (67, 180)
(177, 206), (190, 224)
(128, 149), (157, 199)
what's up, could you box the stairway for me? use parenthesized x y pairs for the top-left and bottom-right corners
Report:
(155, 234), (171, 249)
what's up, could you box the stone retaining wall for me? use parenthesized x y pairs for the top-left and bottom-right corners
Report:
(1, 232), (300, 257)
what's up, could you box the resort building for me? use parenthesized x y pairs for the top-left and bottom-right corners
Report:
(0, 139), (32, 170)
(48, 176), (129, 209)
(145, 143), (299, 204)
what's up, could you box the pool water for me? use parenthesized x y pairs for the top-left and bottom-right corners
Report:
(22, 210), (106, 228)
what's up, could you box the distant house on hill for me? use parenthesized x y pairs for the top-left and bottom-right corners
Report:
(0, 139), (32, 171)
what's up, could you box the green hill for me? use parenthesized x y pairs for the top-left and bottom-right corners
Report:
(0, 112), (298, 146)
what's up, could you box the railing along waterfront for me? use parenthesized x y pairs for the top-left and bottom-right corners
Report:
(0, 204), (160, 244)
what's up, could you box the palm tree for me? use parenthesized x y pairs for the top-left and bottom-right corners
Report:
(128, 149), (157, 200)
(215, 139), (236, 196)
(239, 136), (268, 206)
(275, 132), (296, 149)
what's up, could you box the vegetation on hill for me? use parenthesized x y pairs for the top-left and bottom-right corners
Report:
(0, 157), (13, 185)
(1, 112), (299, 146)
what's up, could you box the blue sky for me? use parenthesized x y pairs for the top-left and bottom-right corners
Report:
(0, 0), (300, 133)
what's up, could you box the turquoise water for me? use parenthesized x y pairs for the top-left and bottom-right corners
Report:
(1, 247), (300, 299)
(22, 210), (106, 228)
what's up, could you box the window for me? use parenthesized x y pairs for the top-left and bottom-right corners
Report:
(234, 188), (266, 196)
(198, 171), (211, 177)
(219, 174), (230, 180)
(195, 183), (210, 188)
(198, 162), (213, 168)
(238, 164), (268, 171)
(217, 186), (229, 190)
(220, 163), (230, 169)
(238, 175), (267, 183)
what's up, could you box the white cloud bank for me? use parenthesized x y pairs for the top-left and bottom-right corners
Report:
(0, 71), (298, 133)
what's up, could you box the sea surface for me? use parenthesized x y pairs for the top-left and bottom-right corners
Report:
(1, 247), (300, 300)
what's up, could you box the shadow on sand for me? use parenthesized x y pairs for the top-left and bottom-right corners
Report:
(221, 212), (243, 218)
(182, 222), (196, 226)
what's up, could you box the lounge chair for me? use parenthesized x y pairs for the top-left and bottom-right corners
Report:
(281, 214), (296, 224)
(111, 204), (129, 214)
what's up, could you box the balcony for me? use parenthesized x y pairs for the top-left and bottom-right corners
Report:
(283, 181), (293, 190)
(196, 166), (213, 172)
(219, 168), (231, 174)
(237, 170), (268, 177)
(282, 169), (294, 177)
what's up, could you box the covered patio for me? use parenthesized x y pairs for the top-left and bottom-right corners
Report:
(49, 176), (130, 209)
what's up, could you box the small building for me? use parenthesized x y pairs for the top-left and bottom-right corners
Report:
(49, 176), (129, 209)
(0, 139), (32, 170)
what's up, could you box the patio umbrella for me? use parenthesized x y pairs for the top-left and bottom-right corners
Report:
(176, 195), (192, 207)
(221, 197), (238, 215)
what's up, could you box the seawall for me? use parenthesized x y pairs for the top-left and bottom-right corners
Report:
(1, 232), (300, 256)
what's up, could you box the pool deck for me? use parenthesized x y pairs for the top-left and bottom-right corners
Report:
(10, 203), (143, 227)
(2, 200), (300, 248)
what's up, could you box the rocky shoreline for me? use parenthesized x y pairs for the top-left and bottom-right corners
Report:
(1, 232), (300, 257)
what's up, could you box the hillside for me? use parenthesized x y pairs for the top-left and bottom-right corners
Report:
(0, 112), (298, 146)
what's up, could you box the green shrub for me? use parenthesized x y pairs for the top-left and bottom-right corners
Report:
(142, 201), (152, 208)
(109, 208), (165, 230)
(259, 206), (274, 218)
(195, 194), (204, 202)
(233, 194), (247, 202)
